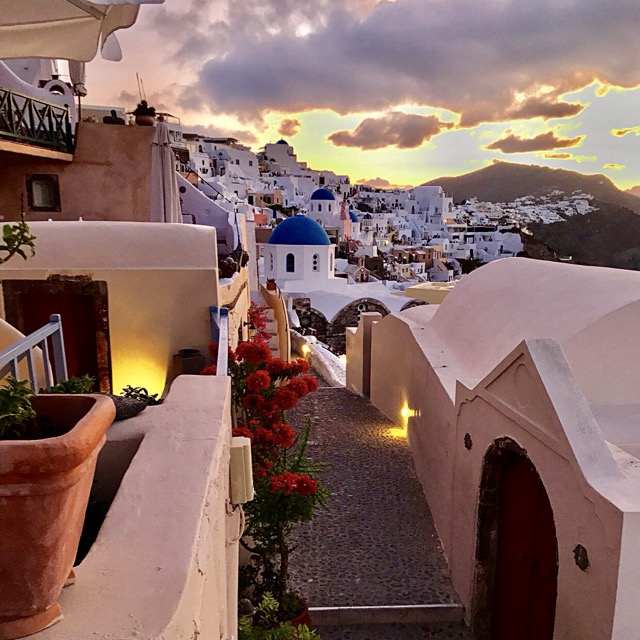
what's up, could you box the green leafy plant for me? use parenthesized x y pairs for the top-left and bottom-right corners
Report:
(40, 374), (96, 394)
(1, 218), (36, 265)
(132, 100), (156, 117)
(238, 593), (319, 640)
(0, 377), (35, 440)
(121, 385), (163, 405)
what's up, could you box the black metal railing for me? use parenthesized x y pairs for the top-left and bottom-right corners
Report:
(0, 87), (74, 153)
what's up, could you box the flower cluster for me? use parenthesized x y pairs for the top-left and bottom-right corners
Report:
(270, 471), (318, 497)
(204, 303), (328, 619)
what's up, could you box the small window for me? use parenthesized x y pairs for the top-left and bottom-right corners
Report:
(235, 159), (240, 165)
(312, 253), (319, 272)
(249, 161), (253, 167)
(328, 204), (332, 212)
(318, 204), (322, 212)
(270, 253), (274, 270)
(26, 174), (60, 212)
(286, 253), (295, 272)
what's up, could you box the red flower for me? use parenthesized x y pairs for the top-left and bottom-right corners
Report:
(291, 358), (310, 375)
(302, 375), (319, 393)
(208, 342), (220, 359)
(232, 426), (253, 440)
(266, 358), (287, 377)
(235, 340), (272, 364)
(273, 387), (298, 411)
(242, 393), (265, 412)
(270, 471), (318, 496)
(246, 370), (271, 392)
(200, 365), (217, 375)
(286, 377), (308, 398)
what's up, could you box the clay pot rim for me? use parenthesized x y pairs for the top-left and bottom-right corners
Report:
(0, 394), (116, 476)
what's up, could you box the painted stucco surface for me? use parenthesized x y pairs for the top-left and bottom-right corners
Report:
(0, 222), (221, 395)
(30, 375), (239, 640)
(0, 122), (154, 222)
(356, 258), (640, 639)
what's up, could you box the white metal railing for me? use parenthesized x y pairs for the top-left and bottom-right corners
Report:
(0, 314), (68, 389)
(209, 306), (229, 376)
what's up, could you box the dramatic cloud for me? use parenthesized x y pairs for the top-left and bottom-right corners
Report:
(189, 0), (640, 125)
(542, 152), (597, 163)
(485, 131), (584, 154)
(278, 118), (301, 137)
(604, 163), (625, 169)
(182, 123), (259, 145)
(507, 97), (585, 121)
(328, 112), (453, 150)
(611, 126), (640, 137)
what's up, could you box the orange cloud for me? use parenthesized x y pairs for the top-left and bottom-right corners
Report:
(604, 163), (625, 169)
(485, 131), (584, 153)
(278, 118), (301, 136)
(507, 97), (585, 121)
(611, 126), (640, 137)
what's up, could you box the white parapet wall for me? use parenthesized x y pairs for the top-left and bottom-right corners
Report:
(32, 374), (240, 640)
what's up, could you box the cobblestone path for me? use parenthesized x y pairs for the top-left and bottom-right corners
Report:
(288, 386), (475, 640)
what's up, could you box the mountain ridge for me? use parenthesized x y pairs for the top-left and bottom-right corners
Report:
(423, 162), (640, 214)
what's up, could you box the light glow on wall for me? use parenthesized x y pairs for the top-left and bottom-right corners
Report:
(301, 344), (311, 356)
(387, 401), (417, 438)
(114, 354), (167, 398)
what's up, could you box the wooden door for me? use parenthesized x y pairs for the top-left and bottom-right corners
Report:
(490, 456), (558, 640)
(3, 279), (111, 391)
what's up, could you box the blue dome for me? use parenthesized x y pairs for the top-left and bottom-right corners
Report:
(276, 139), (288, 145)
(349, 211), (359, 223)
(363, 213), (372, 219)
(310, 188), (336, 201)
(268, 215), (331, 246)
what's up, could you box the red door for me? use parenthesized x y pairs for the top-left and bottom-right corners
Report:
(18, 293), (99, 384)
(490, 456), (558, 640)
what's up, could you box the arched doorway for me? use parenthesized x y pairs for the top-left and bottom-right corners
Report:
(474, 439), (558, 640)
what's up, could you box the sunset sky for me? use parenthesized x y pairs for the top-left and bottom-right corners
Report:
(87, 0), (640, 190)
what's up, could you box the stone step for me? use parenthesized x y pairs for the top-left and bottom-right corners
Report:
(314, 620), (475, 639)
(309, 604), (464, 626)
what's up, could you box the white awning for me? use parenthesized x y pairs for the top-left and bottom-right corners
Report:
(0, 0), (164, 62)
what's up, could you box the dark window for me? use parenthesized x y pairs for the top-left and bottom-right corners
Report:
(286, 253), (295, 272)
(26, 174), (61, 212)
(249, 161), (253, 166)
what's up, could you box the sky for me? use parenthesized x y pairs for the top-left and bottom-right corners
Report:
(87, 0), (640, 190)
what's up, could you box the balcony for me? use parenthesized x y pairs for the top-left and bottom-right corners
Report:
(0, 87), (74, 159)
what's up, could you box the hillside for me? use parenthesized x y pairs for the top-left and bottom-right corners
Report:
(424, 162), (640, 214)
(528, 203), (640, 270)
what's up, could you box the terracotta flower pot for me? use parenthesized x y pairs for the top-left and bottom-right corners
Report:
(266, 279), (277, 291)
(290, 600), (311, 628)
(0, 394), (116, 640)
(135, 114), (155, 126)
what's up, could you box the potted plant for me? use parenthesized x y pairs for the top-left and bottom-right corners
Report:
(0, 377), (116, 640)
(238, 593), (319, 639)
(132, 100), (156, 126)
(203, 306), (328, 627)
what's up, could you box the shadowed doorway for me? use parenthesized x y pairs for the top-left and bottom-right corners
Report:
(474, 438), (558, 640)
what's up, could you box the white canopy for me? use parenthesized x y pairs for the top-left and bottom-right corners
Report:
(0, 0), (164, 62)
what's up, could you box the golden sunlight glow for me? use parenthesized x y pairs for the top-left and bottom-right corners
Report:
(339, 354), (347, 364)
(115, 355), (167, 398)
(301, 344), (311, 356)
(387, 427), (407, 438)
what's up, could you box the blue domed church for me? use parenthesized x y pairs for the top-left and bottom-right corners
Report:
(264, 214), (336, 289)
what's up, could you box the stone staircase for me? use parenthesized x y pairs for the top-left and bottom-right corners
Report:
(288, 387), (476, 640)
(263, 305), (280, 357)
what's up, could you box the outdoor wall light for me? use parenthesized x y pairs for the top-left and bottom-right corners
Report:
(301, 344), (311, 356)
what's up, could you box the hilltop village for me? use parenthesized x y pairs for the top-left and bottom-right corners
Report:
(5, 7), (640, 640)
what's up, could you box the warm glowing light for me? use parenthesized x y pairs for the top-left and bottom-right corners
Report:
(387, 426), (407, 439)
(339, 354), (347, 364)
(400, 404), (417, 419)
(115, 355), (167, 398)
(301, 344), (311, 356)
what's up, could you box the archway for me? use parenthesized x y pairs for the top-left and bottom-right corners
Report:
(474, 438), (558, 640)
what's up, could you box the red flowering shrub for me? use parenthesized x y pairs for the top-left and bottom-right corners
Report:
(246, 370), (271, 392)
(200, 365), (217, 375)
(204, 315), (327, 619)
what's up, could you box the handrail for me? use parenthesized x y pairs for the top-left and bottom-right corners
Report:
(0, 87), (74, 153)
(209, 306), (229, 376)
(0, 314), (68, 389)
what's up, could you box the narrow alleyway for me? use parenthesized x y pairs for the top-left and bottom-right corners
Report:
(288, 384), (475, 640)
